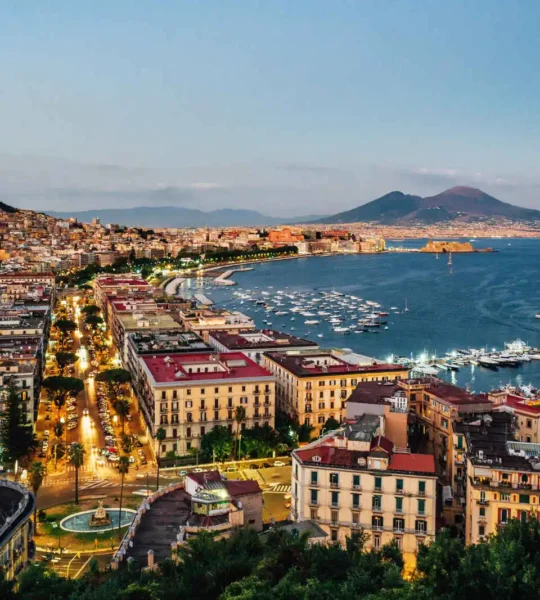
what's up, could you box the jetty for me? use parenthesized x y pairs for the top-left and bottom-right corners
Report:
(214, 267), (253, 286)
(194, 293), (213, 306)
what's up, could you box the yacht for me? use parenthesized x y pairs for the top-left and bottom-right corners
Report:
(305, 319), (319, 325)
(333, 326), (350, 333)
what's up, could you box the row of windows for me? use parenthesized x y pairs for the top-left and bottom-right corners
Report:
(160, 410), (271, 425)
(324, 517), (428, 542)
(309, 489), (427, 514)
(306, 379), (360, 390)
(162, 421), (272, 440)
(160, 385), (272, 400)
(310, 471), (427, 495)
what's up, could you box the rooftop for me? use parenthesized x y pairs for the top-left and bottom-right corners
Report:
(96, 276), (150, 287)
(0, 481), (35, 548)
(347, 381), (401, 405)
(142, 352), (273, 384)
(265, 350), (405, 378)
(129, 330), (211, 355)
(208, 329), (318, 350)
(117, 312), (181, 332)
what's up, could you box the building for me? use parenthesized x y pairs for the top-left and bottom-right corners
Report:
(0, 481), (35, 579)
(263, 350), (409, 434)
(291, 424), (437, 569)
(207, 329), (318, 365)
(453, 412), (540, 544)
(179, 308), (255, 342)
(134, 352), (275, 456)
(93, 275), (153, 313)
(489, 388), (540, 443)
(346, 381), (411, 449)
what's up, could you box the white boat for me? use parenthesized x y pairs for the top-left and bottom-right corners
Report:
(333, 326), (350, 333)
(305, 320), (319, 325)
(317, 333), (324, 338)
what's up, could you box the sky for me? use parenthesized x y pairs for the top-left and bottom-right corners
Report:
(2, 0), (540, 217)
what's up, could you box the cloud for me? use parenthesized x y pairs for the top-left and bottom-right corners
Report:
(189, 182), (227, 190)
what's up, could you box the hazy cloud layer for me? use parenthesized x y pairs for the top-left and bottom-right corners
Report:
(2, 154), (539, 218)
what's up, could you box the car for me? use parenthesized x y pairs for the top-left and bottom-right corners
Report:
(284, 493), (292, 500)
(108, 455), (120, 462)
(178, 470), (188, 477)
(43, 430), (50, 438)
(128, 455), (135, 463)
(67, 422), (78, 430)
(249, 464), (260, 470)
(193, 467), (205, 473)
(273, 461), (286, 467)
(83, 408), (89, 416)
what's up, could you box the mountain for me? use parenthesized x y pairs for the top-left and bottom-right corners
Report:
(47, 206), (290, 228)
(0, 201), (19, 214)
(317, 186), (540, 224)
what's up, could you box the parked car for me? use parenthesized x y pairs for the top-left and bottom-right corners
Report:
(273, 461), (286, 467)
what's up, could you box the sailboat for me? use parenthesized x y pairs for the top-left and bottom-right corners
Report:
(436, 252), (439, 259)
(448, 252), (452, 266)
(404, 298), (409, 312)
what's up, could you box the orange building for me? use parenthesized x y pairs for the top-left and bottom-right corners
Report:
(267, 228), (304, 245)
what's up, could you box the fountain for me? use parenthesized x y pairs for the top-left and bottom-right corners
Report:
(89, 501), (111, 527)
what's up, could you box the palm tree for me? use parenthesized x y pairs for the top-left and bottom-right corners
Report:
(53, 421), (64, 470)
(28, 462), (46, 529)
(68, 443), (85, 504)
(155, 427), (166, 491)
(117, 456), (130, 539)
(113, 398), (130, 434)
(234, 406), (246, 460)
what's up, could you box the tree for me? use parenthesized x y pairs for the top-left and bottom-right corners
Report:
(121, 433), (135, 456)
(200, 425), (234, 462)
(68, 443), (85, 504)
(55, 351), (79, 375)
(85, 314), (104, 333)
(155, 427), (166, 491)
(53, 420), (64, 469)
(113, 398), (131, 434)
(54, 318), (77, 347)
(42, 376), (84, 418)
(322, 417), (341, 433)
(96, 369), (131, 401)
(234, 406), (246, 460)
(28, 462), (46, 529)
(117, 456), (130, 539)
(0, 383), (36, 466)
(298, 422), (315, 443)
(81, 304), (101, 316)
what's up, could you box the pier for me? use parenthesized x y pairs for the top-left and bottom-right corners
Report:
(213, 267), (253, 286)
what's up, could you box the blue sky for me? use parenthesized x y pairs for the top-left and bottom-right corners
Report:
(2, 1), (540, 216)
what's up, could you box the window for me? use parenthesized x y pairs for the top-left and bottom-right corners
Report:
(187, 389), (191, 396)
(161, 391), (166, 400)
(330, 529), (338, 542)
(480, 490), (486, 503)
(185, 401), (193, 408)
(395, 497), (403, 513)
(186, 427), (191, 438)
(311, 471), (318, 486)
(200, 426), (205, 436)
(479, 525), (485, 537)
(214, 387), (219, 394)
(172, 390), (177, 399)
(374, 476), (382, 491)
(393, 517), (404, 532)
(353, 474), (361, 489)
(200, 389), (205, 395)
(394, 536), (402, 549)
(519, 494), (530, 504)
(214, 410), (219, 421)
(418, 499), (426, 515)
(457, 435), (463, 449)
(527, 436), (532, 443)
(527, 419), (533, 429)
(310, 489), (318, 505)
(310, 508), (318, 520)
(172, 428), (177, 438)
(330, 473), (339, 487)
(242, 386), (246, 392)
(372, 495), (382, 510)
(214, 398), (219, 409)
(331, 491), (339, 507)
(501, 493), (510, 501)
(396, 478), (404, 493)
(441, 417), (448, 429)
(318, 416), (325, 424)
(479, 507), (486, 517)
(418, 481), (426, 495)
(372, 515), (383, 531)
(373, 535), (381, 550)
(352, 493), (360, 510)
(331, 510), (339, 524)
(352, 512), (360, 524)
(415, 520), (427, 534)
(500, 508), (509, 524)
(186, 412), (193, 423)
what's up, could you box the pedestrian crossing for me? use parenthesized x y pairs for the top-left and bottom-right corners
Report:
(265, 484), (291, 494)
(79, 478), (118, 490)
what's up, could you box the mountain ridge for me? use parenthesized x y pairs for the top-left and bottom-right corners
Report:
(316, 186), (540, 224)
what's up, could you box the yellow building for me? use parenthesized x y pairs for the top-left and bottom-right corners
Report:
(135, 351), (275, 456)
(455, 412), (540, 545)
(489, 389), (540, 443)
(291, 425), (437, 569)
(179, 309), (255, 342)
(263, 350), (409, 434)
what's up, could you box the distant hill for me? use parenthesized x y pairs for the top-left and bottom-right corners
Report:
(317, 186), (540, 224)
(0, 201), (19, 214)
(47, 206), (290, 228)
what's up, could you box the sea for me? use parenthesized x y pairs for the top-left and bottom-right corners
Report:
(180, 238), (540, 394)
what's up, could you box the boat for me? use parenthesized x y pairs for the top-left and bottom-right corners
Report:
(317, 334), (324, 338)
(478, 357), (499, 369)
(305, 320), (319, 325)
(333, 326), (350, 333)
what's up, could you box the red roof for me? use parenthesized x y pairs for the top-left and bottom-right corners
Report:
(142, 352), (273, 383)
(225, 480), (261, 496)
(186, 471), (222, 486)
(370, 435), (393, 454)
(389, 453), (436, 474)
(504, 395), (540, 415)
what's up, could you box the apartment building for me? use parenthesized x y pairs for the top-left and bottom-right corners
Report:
(263, 350), (408, 434)
(207, 329), (318, 365)
(93, 275), (153, 314)
(135, 352), (275, 455)
(453, 412), (540, 544)
(291, 423), (437, 569)
(179, 308), (255, 342)
(126, 330), (211, 388)
(489, 388), (540, 443)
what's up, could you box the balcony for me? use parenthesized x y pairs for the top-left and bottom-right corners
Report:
(372, 505), (383, 513)
(309, 499), (319, 507)
(330, 481), (340, 489)
(476, 499), (489, 506)
(393, 527), (405, 534)
(310, 480), (319, 487)
(395, 488), (405, 495)
(415, 529), (427, 536)
(352, 484), (362, 491)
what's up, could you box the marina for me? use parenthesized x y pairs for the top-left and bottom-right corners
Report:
(196, 238), (540, 393)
